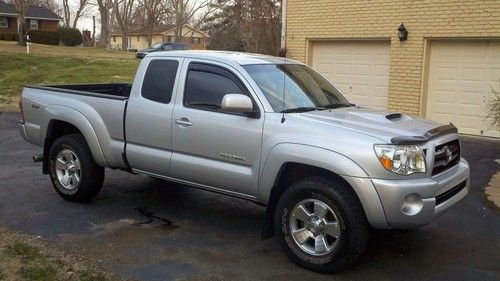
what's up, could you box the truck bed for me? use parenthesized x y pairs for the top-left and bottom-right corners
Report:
(21, 83), (131, 169)
(25, 83), (132, 100)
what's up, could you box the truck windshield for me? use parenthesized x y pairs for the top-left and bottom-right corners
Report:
(243, 64), (351, 112)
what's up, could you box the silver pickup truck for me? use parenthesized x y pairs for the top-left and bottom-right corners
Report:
(18, 51), (470, 273)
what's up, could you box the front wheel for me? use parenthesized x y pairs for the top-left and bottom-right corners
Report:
(49, 134), (104, 202)
(274, 177), (368, 273)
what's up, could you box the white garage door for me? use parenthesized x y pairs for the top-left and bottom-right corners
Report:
(427, 41), (500, 138)
(311, 41), (391, 110)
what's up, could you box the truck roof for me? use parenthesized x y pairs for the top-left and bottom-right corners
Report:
(145, 50), (303, 66)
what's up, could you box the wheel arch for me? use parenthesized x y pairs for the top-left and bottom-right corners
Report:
(259, 143), (386, 238)
(41, 107), (108, 173)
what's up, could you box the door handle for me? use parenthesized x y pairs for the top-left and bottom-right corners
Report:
(175, 118), (193, 127)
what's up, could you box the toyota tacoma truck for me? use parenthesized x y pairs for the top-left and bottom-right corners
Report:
(18, 51), (470, 273)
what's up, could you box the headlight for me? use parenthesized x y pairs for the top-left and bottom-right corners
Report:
(373, 145), (426, 175)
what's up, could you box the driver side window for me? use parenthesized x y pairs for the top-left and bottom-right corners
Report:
(184, 63), (248, 112)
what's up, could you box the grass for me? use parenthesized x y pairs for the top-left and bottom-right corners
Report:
(0, 40), (135, 60)
(0, 227), (118, 281)
(0, 41), (139, 112)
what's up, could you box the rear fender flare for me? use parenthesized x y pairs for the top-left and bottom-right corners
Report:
(42, 105), (108, 167)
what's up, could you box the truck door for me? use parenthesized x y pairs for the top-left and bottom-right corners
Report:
(125, 57), (182, 176)
(170, 60), (264, 197)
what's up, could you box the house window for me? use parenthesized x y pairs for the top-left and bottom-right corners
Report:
(0, 17), (7, 28)
(191, 37), (200, 44)
(168, 36), (174, 42)
(112, 36), (116, 42)
(137, 35), (140, 41)
(29, 20), (38, 29)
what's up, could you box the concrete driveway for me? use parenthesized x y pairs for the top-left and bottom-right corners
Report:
(1, 112), (499, 281)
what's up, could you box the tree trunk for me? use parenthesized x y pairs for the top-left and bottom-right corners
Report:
(17, 11), (27, 45)
(146, 24), (153, 47)
(121, 32), (127, 50)
(97, 0), (110, 48)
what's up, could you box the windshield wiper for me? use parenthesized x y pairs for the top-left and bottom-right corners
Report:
(280, 106), (324, 113)
(323, 103), (355, 109)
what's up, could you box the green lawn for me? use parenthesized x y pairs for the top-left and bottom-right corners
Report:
(0, 42), (139, 112)
(0, 227), (116, 281)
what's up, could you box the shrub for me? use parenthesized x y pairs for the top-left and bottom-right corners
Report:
(27, 30), (59, 45)
(58, 27), (82, 46)
(487, 83), (500, 129)
(0, 32), (19, 41)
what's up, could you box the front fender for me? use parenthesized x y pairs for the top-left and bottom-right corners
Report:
(258, 143), (368, 202)
(42, 105), (108, 167)
(258, 143), (388, 229)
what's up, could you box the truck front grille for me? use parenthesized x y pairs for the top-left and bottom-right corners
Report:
(432, 139), (460, 176)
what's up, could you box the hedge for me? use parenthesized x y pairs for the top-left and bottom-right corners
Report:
(27, 30), (59, 45)
(0, 32), (19, 41)
(58, 27), (82, 46)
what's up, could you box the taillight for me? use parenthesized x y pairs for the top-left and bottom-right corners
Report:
(19, 97), (24, 123)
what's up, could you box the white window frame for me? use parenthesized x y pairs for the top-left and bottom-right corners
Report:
(29, 19), (38, 29)
(0, 17), (8, 29)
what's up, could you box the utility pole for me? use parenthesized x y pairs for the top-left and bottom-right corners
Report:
(92, 15), (96, 47)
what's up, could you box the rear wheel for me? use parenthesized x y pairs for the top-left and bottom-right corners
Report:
(49, 134), (104, 202)
(275, 177), (368, 273)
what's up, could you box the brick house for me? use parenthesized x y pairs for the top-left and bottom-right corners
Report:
(284, 0), (500, 137)
(111, 24), (209, 50)
(0, 1), (62, 33)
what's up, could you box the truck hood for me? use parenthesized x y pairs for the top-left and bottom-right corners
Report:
(293, 106), (442, 143)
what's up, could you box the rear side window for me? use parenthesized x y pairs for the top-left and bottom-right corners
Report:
(142, 59), (179, 103)
(184, 63), (247, 111)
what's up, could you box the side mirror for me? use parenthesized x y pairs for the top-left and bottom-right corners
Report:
(221, 94), (257, 117)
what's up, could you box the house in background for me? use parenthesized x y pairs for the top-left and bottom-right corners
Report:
(111, 24), (209, 50)
(0, 1), (62, 34)
(284, 0), (500, 138)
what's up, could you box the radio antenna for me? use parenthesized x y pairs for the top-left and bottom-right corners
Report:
(280, 0), (287, 124)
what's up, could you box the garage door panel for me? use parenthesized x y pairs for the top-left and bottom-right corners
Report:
(312, 41), (390, 110)
(427, 40), (500, 137)
(335, 63), (351, 74)
(435, 67), (457, 82)
(434, 89), (456, 103)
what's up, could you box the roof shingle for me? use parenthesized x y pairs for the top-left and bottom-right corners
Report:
(0, 1), (62, 20)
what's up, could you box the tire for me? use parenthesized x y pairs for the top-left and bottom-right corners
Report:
(274, 176), (368, 273)
(49, 134), (104, 202)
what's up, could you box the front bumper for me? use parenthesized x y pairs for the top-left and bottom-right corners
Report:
(371, 158), (470, 228)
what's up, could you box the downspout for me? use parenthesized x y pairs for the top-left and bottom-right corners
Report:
(280, 0), (287, 51)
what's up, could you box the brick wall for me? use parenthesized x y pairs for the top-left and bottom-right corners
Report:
(286, 0), (500, 115)
(38, 20), (59, 31)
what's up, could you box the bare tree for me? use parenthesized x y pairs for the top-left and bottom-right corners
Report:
(137, 0), (164, 46)
(96, 0), (114, 48)
(205, 0), (281, 55)
(165, 0), (214, 42)
(11, 0), (34, 46)
(34, 0), (61, 12)
(62, 0), (90, 28)
(114, 0), (136, 50)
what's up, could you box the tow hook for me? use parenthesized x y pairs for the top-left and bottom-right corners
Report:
(33, 153), (43, 163)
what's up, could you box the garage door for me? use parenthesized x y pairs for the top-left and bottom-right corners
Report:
(427, 41), (500, 138)
(311, 41), (391, 110)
